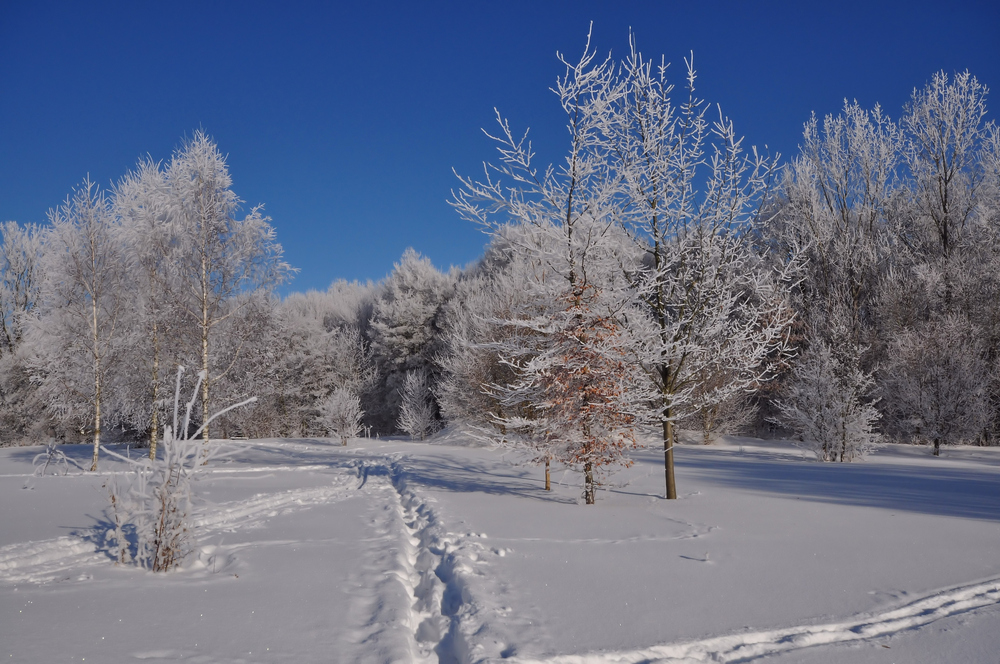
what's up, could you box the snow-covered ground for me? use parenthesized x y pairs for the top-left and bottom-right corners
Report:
(2, 433), (999, 663)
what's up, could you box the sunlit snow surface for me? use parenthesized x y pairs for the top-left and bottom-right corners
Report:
(1, 432), (999, 663)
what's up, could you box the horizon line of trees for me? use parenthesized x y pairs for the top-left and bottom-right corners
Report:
(2, 38), (998, 501)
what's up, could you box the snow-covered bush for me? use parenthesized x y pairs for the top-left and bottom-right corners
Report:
(397, 368), (438, 440)
(318, 387), (363, 445)
(104, 367), (254, 571)
(775, 341), (882, 462)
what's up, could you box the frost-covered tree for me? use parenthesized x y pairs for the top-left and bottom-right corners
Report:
(397, 368), (437, 440)
(112, 158), (180, 457)
(264, 288), (376, 436)
(318, 387), (364, 445)
(606, 41), (795, 498)
(0, 221), (44, 356)
(453, 35), (649, 500)
(165, 131), (292, 441)
(765, 99), (900, 367)
(36, 179), (131, 470)
(368, 249), (453, 433)
(0, 221), (46, 443)
(775, 341), (881, 462)
(904, 71), (993, 263)
(105, 367), (255, 571)
(680, 369), (759, 445)
(493, 286), (646, 503)
(881, 316), (991, 455)
(436, 249), (531, 429)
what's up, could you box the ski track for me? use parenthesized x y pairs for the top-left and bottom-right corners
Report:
(0, 470), (358, 586)
(512, 576), (1000, 664)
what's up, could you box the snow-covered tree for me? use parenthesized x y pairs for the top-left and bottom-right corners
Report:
(775, 341), (881, 462)
(881, 316), (991, 455)
(606, 40), (795, 498)
(165, 131), (293, 442)
(368, 249), (453, 433)
(0, 221), (46, 444)
(765, 99), (900, 369)
(36, 178), (131, 470)
(112, 158), (179, 457)
(904, 71), (993, 263)
(318, 387), (364, 445)
(494, 285), (646, 503)
(397, 368), (438, 440)
(264, 289), (376, 436)
(0, 221), (44, 356)
(104, 366), (255, 571)
(453, 34), (649, 500)
(435, 249), (531, 429)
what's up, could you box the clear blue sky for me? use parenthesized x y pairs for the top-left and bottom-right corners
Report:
(2, 1), (998, 295)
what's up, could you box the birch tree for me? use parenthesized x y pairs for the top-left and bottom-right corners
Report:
(165, 131), (292, 442)
(38, 179), (130, 470)
(113, 159), (178, 457)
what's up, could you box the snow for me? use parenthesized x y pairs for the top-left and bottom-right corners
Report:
(1, 434), (999, 662)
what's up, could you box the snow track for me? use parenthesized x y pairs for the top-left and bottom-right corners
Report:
(0, 536), (107, 584)
(514, 576), (1000, 663)
(346, 456), (509, 663)
(0, 473), (357, 586)
(192, 477), (356, 531)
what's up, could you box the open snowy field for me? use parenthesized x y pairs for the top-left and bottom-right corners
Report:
(2, 433), (999, 663)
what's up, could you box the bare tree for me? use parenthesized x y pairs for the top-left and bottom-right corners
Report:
(318, 387), (364, 445)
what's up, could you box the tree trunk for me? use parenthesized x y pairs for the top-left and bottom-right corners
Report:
(544, 458), (551, 491)
(201, 262), (210, 446)
(933, 438), (940, 456)
(90, 297), (101, 472)
(663, 417), (677, 500)
(584, 461), (595, 505)
(201, 210), (211, 446)
(149, 319), (160, 460)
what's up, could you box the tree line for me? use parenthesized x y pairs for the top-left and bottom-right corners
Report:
(2, 35), (998, 501)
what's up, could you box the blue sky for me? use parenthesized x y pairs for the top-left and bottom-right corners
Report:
(2, 1), (998, 295)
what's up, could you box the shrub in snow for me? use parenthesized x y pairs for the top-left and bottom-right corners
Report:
(397, 369), (438, 440)
(775, 341), (881, 462)
(318, 387), (364, 445)
(104, 367), (254, 571)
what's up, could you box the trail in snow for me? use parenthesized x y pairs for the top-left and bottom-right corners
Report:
(0, 536), (107, 585)
(343, 456), (524, 663)
(514, 576), (1000, 664)
(192, 478), (356, 531)
(0, 471), (357, 585)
